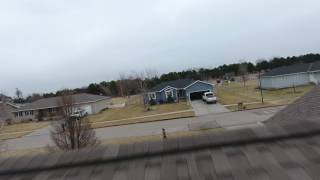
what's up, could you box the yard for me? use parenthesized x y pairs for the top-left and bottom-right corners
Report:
(0, 121), (49, 140)
(88, 96), (195, 128)
(217, 80), (315, 111)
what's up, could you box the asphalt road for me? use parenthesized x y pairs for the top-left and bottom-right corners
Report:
(2, 106), (284, 151)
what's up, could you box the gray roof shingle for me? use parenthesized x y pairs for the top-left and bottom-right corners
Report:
(0, 102), (14, 122)
(14, 93), (111, 112)
(262, 61), (320, 77)
(149, 79), (196, 92)
(1, 86), (320, 179)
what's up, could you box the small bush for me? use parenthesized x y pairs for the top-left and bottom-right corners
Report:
(5, 118), (12, 125)
(166, 95), (175, 103)
(149, 99), (157, 106)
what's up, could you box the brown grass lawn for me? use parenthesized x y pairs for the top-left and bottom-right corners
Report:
(90, 111), (195, 129)
(111, 97), (128, 105)
(217, 80), (315, 110)
(89, 100), (193, 124)
(0, 121), (49, 140)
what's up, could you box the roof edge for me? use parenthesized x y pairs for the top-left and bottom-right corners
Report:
(1, 121), (320, 176)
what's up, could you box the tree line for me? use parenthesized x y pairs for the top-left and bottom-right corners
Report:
(13, 53), (320, 102)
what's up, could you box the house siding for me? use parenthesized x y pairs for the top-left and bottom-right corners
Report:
(145, 80), (214, 103)
(91, 98), (112, 114)
(185, 81), (214, 100)
(310, 72), (320, 84)
(12, 99), (111, 122)
(261, 72), (311, 89)
(158, 88), (177, 103)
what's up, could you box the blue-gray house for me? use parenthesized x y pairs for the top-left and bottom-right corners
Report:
(144, 79), (214, 104)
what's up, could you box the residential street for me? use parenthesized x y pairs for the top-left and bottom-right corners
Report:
(3, 106), (284, 151)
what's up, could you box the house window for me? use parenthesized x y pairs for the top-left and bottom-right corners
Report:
(165, 90), (173, 99)
(148, 93), (156, 100)
(18, 112), (23, 117)
(25, 111), (29, 116)
(30, 111), (33, 115)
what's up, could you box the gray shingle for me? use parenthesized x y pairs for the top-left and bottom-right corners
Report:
(262, 62), (318, 77)
(149, 79), (196, 92)
(14, 93), (110, 112)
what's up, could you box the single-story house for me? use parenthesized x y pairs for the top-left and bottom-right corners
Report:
(145, 79), (214, 104)
(12, 93), (111, 122)
(261, 61), (320, 89)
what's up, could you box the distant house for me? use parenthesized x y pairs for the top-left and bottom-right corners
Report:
(0, 102), (17, 124)
(12, 93), (111, 122)
(261, 61), (320, 89)
(145, 79), (214, 104)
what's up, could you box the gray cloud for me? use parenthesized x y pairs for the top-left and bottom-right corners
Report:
(1, 0), (320, 96)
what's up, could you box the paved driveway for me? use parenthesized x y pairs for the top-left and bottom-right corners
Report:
(190, 100), (230, 116)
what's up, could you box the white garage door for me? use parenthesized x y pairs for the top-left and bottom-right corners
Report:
(80, 105), (92, 115)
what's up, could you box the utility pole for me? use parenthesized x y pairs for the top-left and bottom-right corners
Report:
(258, 71), (264, 104)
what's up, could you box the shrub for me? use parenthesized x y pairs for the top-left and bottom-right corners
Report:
(166, 95), (175, 103)
(149, 99), (157, 106)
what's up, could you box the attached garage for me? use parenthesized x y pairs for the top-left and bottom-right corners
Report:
(189, 90), (210, 100)
(185, 81), (214, 101)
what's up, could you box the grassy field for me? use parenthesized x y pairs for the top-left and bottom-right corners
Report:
(217, 80), (315, 110)
(111, 97), (128, 105)
(88, 99), (194, 128)
(90, 110), (195, 129)
(0, 121), (49, 140)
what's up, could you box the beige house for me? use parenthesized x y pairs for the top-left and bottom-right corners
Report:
(12, 93), (111, 122)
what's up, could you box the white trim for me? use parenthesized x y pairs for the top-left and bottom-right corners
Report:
(183, 80), (214, 90)
(165, 89), (174, 99)
(158, 86), (177, 92)
(148, 92), (156, 100)
(309, 69), (320, 73)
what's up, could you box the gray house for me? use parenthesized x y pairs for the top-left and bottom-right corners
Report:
(12, 93), (111, 122)
(145, 79), (214, 104)
(261, 61), (320, 89)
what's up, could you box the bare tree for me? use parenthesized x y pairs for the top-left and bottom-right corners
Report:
(118, 73), (128, 97)
(50, 91), (99, 150)
(15, 88), (23, 99)
(238, 61), (248, 87)
(144, 68), (158, 80)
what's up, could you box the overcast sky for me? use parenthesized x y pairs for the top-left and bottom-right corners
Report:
(1, 0), (320, 96)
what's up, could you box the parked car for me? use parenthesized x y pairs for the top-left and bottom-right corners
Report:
(71, 110), (86, 118)
(202, 92), (217, 104)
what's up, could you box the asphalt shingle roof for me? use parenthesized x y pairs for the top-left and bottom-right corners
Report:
(14, 93), (111, 112)
(0, 102), (13, 122)
(149, 79), (196, 92)
(1, 86), (320, 179)
(262, 61), (320, 77)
